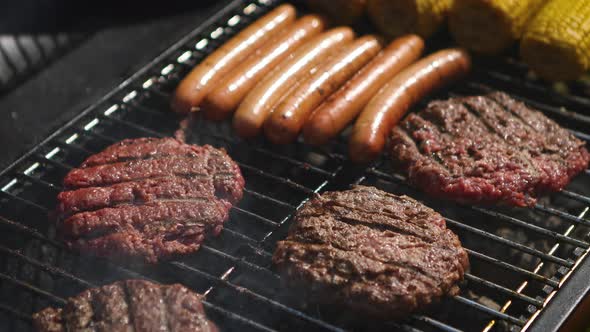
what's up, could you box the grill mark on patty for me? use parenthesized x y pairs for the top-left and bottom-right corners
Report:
(65, 155), (236, 189)
(314, 202), (442, 242)
(81, 137), (200, 167)
(63, 200), (223, 240)
(34, 280), (216, 332)
(485, 93), (541, 133)
(274, 186), (468, 319)
(460, 99), (543, 180)
(406, 113), (468, 175)
(389, 93), (590, 206)
(484, 95), (569, 164)
(83, 151), (200, 168)
(121, 281), (137, 331)
(90, 283), (132, 330)
(64, 289), (96, 331)
(282, 241), (444, 289)
(396, 125), (452, 174)
(58, 137), (244, 263)
(289, 216), (461, 284)
(60, 192), (218, 218)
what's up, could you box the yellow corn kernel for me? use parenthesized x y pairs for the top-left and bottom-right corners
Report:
(367, 0), (451, 39)
(521, 0), (590, 81)
(449, 0), (546, 54)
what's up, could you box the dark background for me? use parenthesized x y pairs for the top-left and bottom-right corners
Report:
(0, 0), (228, 169)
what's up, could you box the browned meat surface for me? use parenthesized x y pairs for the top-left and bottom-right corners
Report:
(273, 185), (469, 319)
(32, 279), (218, 332)
(390, 92), (590, 206)
(56, 137), (244, 263)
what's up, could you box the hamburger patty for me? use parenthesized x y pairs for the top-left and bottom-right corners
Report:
(390, 92), (590, 207)
(273, 186), (469, 319)
(57, 137), (244, 263)
(33, 279), (218, 332)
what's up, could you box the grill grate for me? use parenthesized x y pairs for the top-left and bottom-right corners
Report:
(1, 0), (589, 331)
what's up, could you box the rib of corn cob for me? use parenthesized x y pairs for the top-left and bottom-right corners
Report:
(521, 0), (590, 81)
(449, 0), (546, 54)
(367, 0), (451, 39)
(306, 0), (367, 25)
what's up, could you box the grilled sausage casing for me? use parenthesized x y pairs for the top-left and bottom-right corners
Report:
(349, 48), (471, 163)
(233, 27), (355, 138)
(171, 4), (296, 114)
(202, 15), (326, 121)
(304, 34), (424, 145)
(264, 35), (383, 144)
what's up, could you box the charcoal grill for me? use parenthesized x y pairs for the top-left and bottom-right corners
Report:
(1, 0), (590, 331)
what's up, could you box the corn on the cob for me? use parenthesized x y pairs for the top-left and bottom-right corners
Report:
(521, 0), (590, 81)
(367, 0), (451, 39)
(449, 0), (546, 54)
(306, 0), (367, 25)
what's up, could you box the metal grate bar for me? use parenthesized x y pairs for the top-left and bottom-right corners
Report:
(237, 162), (316, 194)
(412, 316), (462, 332)
(35, 154), (72, 170)
(169, 261), (347, 332)
(79, 129), (119, 144)
(534, 204), (590, 226)
(0, 303), (31, 322)
(464, 273), (543, 307)
(232, 206), (279, 226)
(444, 217), (573, 267)
(369, 168), (588, 246)
(0, 245), (93, 288)
(0, 272), (66, 305)
(189, 126), (336, 176)
(201, 301), (279, 332)
(54, 140), (94, 155)
(559, 190), (590, 206)
(101, 115), (165, 138)
(472, 206), (589, 248)
(454, 296), (525, 326)
(0, 190), (48, 212)
(0, 233), (277, 332)
(465, 249), (559, 287)
(15, 173), (62, 191)
(243, 188), (296, 209)
(0, 215), (62, 248)
(366, 168), (576, 266)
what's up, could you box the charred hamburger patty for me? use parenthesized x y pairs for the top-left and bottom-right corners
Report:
(273, 185), (469, 319)
(390, 92), (590, 206)
(33, 279), (218, 332)
(57, 137), (244, 263)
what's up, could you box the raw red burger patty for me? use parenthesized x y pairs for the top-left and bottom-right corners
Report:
(57, 137), (245, 263)
(33, 279), (218, 332)
(390, 92), (590, 207)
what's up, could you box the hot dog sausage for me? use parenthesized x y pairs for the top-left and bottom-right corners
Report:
(264, 35), (383, 144)
(202, 15), (326, 121)
(171, 4), (296, 114)
(303, 34), (424, 145)
(233, 27), (355, 138)
(349, 48), (471, 163)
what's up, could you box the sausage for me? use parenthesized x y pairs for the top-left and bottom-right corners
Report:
(303, 35), (424, 145)
(233, 27), (355, 138)
(202, 15), (326, 121)
(171, 4), (296, 114)
(264, 35), (383, 144)
(348, 48), (471, 163)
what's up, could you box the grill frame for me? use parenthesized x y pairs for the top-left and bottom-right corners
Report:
(0, 0), (589, 331)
